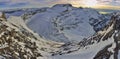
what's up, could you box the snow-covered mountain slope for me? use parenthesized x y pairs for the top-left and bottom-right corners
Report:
(0, 8), (45, 19)
(0, 12), (64, 59)
(26, 4), (110, 42)
(0, 4), (119, 59)
(51, 12), (120, 59)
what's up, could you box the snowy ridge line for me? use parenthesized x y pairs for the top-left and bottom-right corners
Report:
(27, 4), (109, 43)
(0, 12), (64, 59)
(51, 12), (120, 59)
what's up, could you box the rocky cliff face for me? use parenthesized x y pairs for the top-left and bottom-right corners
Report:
(76, 12), (120, 59)
(93, 12), (120, 59)
(50, 12), (120, 59)
(0, 18), (41, 59)
(0, 13), (63, 59)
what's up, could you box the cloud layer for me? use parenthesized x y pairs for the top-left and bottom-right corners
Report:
(0, 0), (119, 9)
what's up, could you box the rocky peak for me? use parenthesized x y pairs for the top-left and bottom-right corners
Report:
(52, 4), (73, 8)
(113, 12), (120, 29)
(0, 12), (6, 20)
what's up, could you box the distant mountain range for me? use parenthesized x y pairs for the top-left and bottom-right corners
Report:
(0, 4), (120, 59)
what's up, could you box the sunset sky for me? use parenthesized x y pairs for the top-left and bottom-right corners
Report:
(0, 0), (120, 9)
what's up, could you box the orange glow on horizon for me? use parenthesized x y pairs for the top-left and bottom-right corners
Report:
(70, 3), (120, 10)
(68, 0), (120, 10)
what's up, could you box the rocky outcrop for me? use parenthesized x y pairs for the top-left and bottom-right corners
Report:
(0, 12), (7, 20)
(0, 15), (63, 59)
(50, 12), (120, 59)
(93, 12), (120, 59)
(0, 18), (43, 59)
